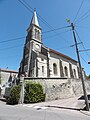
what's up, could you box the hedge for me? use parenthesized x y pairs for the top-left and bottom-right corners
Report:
(7, 82), (46, 104)
(24, 82), (45, 103)
(6, 85), (21, 105)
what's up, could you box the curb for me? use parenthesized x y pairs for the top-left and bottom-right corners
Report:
(46, 105), (80, 111)
(80, 110), (90, 116)
(0, 98), (6, 102)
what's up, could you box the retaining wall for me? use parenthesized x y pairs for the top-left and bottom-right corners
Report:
(24, 78), (90, 101)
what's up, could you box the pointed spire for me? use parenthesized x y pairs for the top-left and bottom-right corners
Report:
(30, 9), (40, 27)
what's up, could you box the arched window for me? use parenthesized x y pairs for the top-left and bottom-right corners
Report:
(38, 30), (40, 40)
(69, 63), (74, 78)
(35, 29), (37, 39)
(42, 66), (44, 77)
(60, 60), (64, 77)
(53, 63), (57, 75)
(73, 69), (76, 78)
(64, 66), (68, 77)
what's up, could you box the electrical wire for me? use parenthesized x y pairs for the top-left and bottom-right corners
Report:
(21, 0), (68, 31)
(0, 39), (80, 52)
(76, 25), (90, 29)
(0, 44), (23, 51)
(18, 0), (53, 29)
(0, 36), (25, 44)
(80, 54), (88, 64)
(56, 43), (79, 50)
(18, 0), (33, 13)
(75, 15), (90, 25)
(23, 0), (55, 29)
(18, 0), (71, 45)
(42, 26), (70, 34)
(74, 10), (90, 24)
(0, 43), (73, 52)
(79, 48), (90, 52)
(43, 29), (71, 40)
(56, 46), (72, 50)
(0, 26), (71, 44)
(73, 0), (85, 23)
(0, 54), (21, 59)
(75, 29), (90, 59)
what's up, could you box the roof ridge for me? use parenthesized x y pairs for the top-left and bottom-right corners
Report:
(49, 48), (77, 63)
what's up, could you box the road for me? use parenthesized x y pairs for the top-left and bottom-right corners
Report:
(0, 101), (90, 120)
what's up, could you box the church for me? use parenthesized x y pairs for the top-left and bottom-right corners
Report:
(19, 10), (81, 79)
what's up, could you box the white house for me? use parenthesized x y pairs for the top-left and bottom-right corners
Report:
(0, 68), (18, 96)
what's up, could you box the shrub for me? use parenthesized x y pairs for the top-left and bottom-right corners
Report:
(7, 85), (21, 105)
(24, 82), (45, 103)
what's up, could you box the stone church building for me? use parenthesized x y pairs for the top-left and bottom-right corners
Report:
(19, 10), (81, 79)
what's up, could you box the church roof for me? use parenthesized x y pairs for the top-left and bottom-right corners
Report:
(49, 48), (77, 63)
(30, 10), (40, 27)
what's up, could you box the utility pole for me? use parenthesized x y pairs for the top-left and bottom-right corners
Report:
(0, 68), (1, 84)
(19, 75), (24, 104)
(0, 68), (1, 96)
(71, 23), (89, 111)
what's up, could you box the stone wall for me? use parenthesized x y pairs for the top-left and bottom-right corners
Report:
(25, 78), (90, 101)
(0, 69), (18, 96)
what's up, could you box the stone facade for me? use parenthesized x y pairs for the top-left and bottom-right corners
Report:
(24, 78), (90, 101)
(0, 69), (18, 95)
(19, 10), (85, 80)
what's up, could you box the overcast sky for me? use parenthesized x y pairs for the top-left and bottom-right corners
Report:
(0, 0), (90, 75)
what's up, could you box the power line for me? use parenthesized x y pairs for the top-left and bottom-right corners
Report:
(56, 42), (82, 50)
(18, 0), (33, 13)
(0, 36), (25, 44)
(56, 46), (72, 50)
(75, 29), (90, 59)
(42, 26), (70, 34)
(73, 0), (84, 23)
(79, 48), (90, 52)
(0, 43), (77, 59)
(18, 0), (53, 29)
(0, 39), (81, 51)
(43, 29), (71, 40)
(75, 15), (90, 25)
(74, 10), (90, 24)
(18, 0), (71, 45)
(80, 54), (88, 64)
(0, 44), (23, 51)
(76, 25), (90, 29)
(0, 26), (71, 44)
(0, 41), (72, 51)
(43, 29), (72, 45)
(22, 0), (57, 30)
(0, 54), (21, 59)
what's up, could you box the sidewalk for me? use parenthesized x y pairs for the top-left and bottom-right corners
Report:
(1, 95), (90, 116)
(23, 96), (86, 110)
(22, 96), (90, 116)
(80, 110), (90, 116)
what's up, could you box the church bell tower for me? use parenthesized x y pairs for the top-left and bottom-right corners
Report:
(27, 9), (42, 45)
(20, 10), (42, 77)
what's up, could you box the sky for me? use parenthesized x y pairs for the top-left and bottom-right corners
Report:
(0, 0), (90, 75)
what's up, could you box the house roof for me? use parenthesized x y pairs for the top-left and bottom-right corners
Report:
(0, 68), (18, 73)
(49, 48), (77, 63)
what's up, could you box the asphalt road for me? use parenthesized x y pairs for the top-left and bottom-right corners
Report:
(0, 101), (90, 120)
